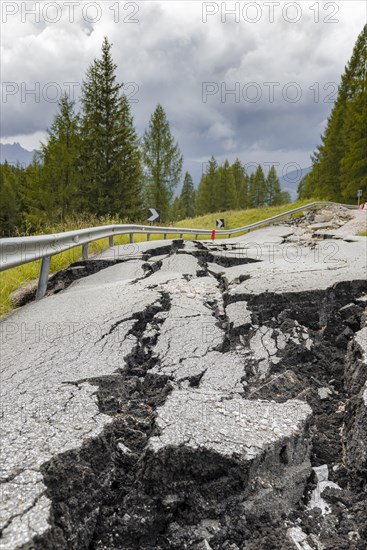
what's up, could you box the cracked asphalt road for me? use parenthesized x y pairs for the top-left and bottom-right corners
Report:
(1, 207), (367, 549)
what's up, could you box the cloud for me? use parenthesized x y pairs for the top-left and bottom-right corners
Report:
(1, 0), (366, 186)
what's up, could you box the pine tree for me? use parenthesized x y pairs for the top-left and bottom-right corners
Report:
(142, 104), (183, 221)
(80, 37), (142, 219)
(179, 172), (196, 218)
(266, 165), (282, 205)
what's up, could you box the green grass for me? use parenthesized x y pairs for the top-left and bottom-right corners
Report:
(0, 199), (314, 317)
(175, 199), (311, 234)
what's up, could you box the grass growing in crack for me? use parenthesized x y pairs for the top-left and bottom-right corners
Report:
(0, 200), (315, 317)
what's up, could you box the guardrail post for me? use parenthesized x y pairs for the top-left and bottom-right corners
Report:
(179, 233), (183, 239)
(109, 236), (114, 247)
(163, 233), (167, 239)
(82, 243), (89, 260)
(36, 256), (51, 300)
(147, 234), (150, 241)
(195, 233), (198, 240)
(129, 233), (133, 244)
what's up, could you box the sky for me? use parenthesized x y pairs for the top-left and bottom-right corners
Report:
(1, 0), (366, 185)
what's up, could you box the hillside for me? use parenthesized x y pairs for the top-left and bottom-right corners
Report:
(176, 199), (311, 231)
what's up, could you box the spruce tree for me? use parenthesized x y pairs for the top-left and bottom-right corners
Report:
(0, 162), (22, 235)
(300, 25), (367, 201)
(216, 160), (238, 210)
(232, 159), (249, 208)
(196, 156), (219, 214)
(170, 197), (182, 221)
(111, 94), (143, 220)
(249, 166), (267, 207)
(266, 165), (282, 205)
(20, 96), (81, 227)
(179, 172), (196, 218)
(41, 95), (81, 222)
(279, 191), (291, 205)
(340, 26), (367, 199)
(196, 174), (209, 215)
(248, 173), (255, 207)
(22, 153), (45, 230)
(142, 104), (183, 221)
(81, 37), (142, 219)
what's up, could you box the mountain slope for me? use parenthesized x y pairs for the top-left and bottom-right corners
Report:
(0, 143), (36, 167)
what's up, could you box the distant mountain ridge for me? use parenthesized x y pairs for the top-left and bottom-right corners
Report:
(0, 143), (36, 167)
(279, 166), (312, 200)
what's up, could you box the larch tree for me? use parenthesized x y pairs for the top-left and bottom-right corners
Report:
(142, 104), (183, 221)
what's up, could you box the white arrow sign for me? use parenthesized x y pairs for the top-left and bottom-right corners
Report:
(216, 218), (224, 228)
(148, 208), (160, 222)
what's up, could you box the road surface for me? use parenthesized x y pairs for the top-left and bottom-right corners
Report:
(1, 208), (367, 549)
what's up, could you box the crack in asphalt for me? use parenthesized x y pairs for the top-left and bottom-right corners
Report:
(2, 227), (367, 550)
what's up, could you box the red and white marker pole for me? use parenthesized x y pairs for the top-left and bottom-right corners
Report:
(211, 229), (216, 240)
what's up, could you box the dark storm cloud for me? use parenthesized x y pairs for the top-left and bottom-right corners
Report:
(1, 0), (366, 183)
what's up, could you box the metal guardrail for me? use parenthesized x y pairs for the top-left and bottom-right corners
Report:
(0, 201), (358, 300)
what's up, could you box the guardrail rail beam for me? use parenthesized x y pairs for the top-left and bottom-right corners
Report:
(0, 202), (359, 306)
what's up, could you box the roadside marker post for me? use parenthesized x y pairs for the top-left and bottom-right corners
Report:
(211, 229), (216, 240)
(357, 190), (363, 207)
(147, 208), (161, 240)
(147, 208), (160, 223)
